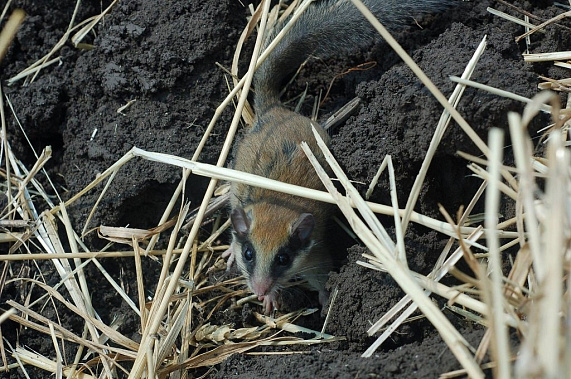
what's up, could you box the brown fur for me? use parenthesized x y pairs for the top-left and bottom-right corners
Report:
(230, 105), (333, 311)
(228, 0), (453, 312)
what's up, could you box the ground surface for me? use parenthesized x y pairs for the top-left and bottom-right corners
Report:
(0, 0), (567, 377)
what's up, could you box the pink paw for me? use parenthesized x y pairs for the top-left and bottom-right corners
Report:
(260, 293), (279, 315)
(221, 243), (235, 271)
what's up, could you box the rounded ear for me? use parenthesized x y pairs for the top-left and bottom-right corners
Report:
(292, 213), (314, 245)
(231, 207), (250, 239)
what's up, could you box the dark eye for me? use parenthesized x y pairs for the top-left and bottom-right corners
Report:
(276, 253), (290, 266)
(243, 244), (254, 262)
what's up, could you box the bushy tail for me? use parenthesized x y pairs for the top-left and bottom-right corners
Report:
(253, 0), (453, 110)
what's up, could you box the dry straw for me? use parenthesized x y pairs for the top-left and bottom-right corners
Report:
(7, 0), (120, 85)
(0, 8), (25, 63)
(2, 0), (571, 378)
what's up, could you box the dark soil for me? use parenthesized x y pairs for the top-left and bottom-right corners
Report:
(1, 0), (568, 377)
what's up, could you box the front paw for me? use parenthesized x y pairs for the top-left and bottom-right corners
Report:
(221, 242), (236, 271)
(260, 293), (280, 315)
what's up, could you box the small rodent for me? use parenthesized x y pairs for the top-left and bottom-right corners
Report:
(224, 0), (452, 314)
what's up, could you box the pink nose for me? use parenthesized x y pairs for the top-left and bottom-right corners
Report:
(251, 278), (273, 297)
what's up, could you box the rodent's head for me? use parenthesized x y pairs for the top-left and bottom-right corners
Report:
(230, 203), (316, 300)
